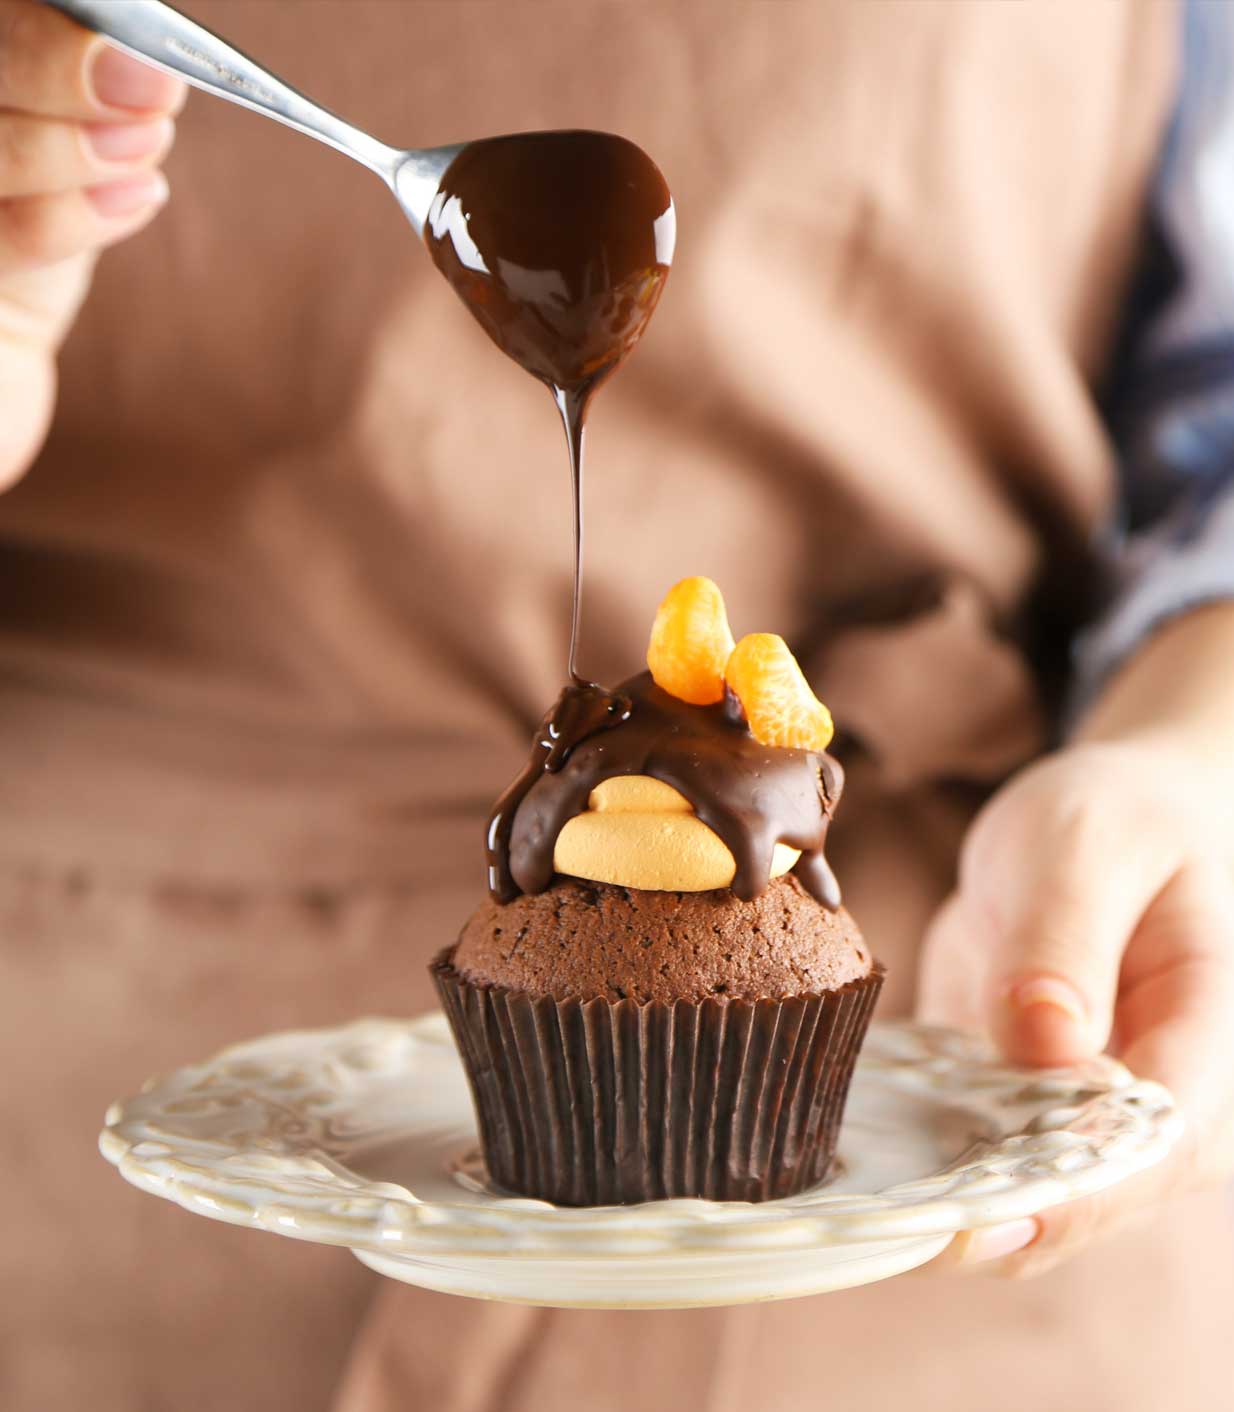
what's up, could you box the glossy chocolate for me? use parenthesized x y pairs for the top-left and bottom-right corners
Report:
(424, 130), (675, 682)
(486, 673), (844, 909)
(425, 134), (840, 911)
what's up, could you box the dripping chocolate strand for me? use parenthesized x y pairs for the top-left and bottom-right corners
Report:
(423, 130), (674, 685)
(553, 384), (591, 686)
(485, 682), (632, 901)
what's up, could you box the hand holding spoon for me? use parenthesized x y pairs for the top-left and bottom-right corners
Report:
(45, 0), (676, 684)
(43, 2), (674, 265)
(45, 0), (463, 234)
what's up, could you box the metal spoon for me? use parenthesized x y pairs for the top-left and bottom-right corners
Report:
(44, 0), (462, 235)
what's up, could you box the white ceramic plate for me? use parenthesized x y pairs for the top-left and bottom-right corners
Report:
(100, 1014), (1181, 1308)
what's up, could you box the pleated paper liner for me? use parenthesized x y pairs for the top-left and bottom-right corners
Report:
(431, 949), (884, 1206)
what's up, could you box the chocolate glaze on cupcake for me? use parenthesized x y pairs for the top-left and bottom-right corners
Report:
(432, 578), (884, 1206)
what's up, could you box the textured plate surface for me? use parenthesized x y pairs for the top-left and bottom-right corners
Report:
(99, 1014), (1181, 1307)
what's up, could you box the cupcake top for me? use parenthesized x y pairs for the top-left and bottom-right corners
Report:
(486, 578), (847, 910)
(455, 874), (871, 1002)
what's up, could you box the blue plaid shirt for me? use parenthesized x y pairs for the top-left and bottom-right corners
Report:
(1076, 0), (1234, 696)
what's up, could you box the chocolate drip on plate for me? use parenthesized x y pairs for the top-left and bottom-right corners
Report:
(486, 673), (843, 909)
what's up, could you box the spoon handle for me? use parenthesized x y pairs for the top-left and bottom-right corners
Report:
(44, 0), (401, 179)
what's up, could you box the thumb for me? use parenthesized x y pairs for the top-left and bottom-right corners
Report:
(957, 775), (1179, 1067)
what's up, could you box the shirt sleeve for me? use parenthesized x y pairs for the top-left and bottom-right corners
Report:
(1072, 0), (1234, 701)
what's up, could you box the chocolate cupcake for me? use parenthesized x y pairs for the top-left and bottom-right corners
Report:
(432, 578), (884, 1205)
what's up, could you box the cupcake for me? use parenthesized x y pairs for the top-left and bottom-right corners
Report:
(432, 577), (883, 1205)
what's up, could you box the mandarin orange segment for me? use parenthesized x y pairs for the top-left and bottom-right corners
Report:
(646, 576), (737, 706)
(725, 633), (834, 751)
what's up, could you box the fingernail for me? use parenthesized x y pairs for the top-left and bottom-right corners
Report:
(84, 118), (173, 164)
(961, 1218), (1039, 1263)
(87, 172), (170, 220)
(89, 45), (186, 113)
(1006, 975), (1087, 1025)
(1000, 975), (1091, 1064)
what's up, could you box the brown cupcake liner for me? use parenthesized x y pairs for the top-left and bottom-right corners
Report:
(431, 948), (884, 1206)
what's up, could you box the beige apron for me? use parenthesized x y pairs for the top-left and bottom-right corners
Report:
(2, 3), (1230, 1409)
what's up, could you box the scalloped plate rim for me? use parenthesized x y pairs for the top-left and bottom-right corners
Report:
(99, 1013), (1183, 1260)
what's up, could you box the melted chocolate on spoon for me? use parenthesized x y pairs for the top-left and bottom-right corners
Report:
(424, 129), (675, 683)
(486, 673), (844, 910)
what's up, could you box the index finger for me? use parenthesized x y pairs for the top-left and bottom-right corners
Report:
(0, 1), (186, 120)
